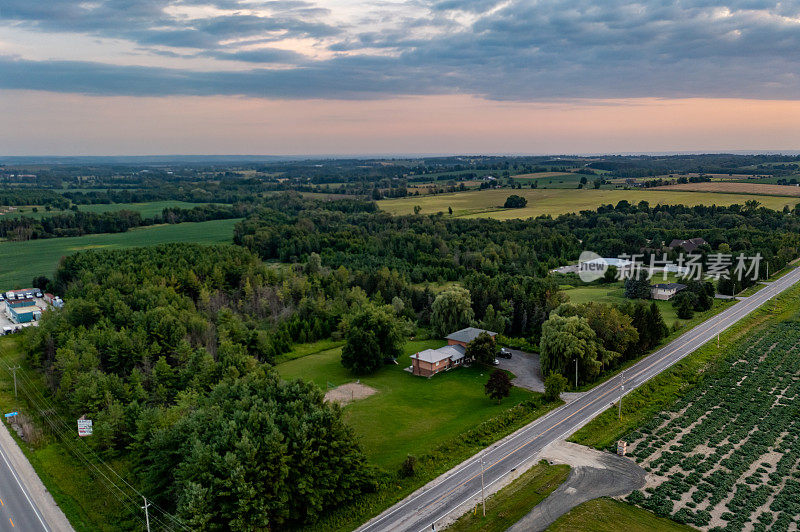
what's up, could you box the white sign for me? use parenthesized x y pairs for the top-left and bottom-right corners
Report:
(77, 419), (93, 437)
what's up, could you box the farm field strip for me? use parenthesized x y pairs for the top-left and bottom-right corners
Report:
(377, 189), (800, 219)
(654, 182), (800, 197)
(624, 322), (800, 530)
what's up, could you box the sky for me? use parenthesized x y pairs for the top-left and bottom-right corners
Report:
(2, 0), (800, 155)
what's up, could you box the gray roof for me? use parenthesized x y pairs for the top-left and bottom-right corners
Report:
(445, 327), (497, 344)
(411, 344), (466, 363)
(651, 283), (686, 291)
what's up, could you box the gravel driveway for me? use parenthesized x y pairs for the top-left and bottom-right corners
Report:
(496, 348), (545, 393)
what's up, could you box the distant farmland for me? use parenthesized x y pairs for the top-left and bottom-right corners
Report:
(378, 188), (800, 219)
(0, 218), (239, 288)
(654, 182), (800, 197)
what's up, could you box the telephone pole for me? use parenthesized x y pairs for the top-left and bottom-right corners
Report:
(142, 497), (151, 532)
(10, 366), (20, 399)
(480, 449), (486, 517)
(574, 358), (578, 389)
(618, 371), (624, 420)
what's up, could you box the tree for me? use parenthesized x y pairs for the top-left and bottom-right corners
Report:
(554, 302), (636, 369)
(479, 304), (508, 334)
(448, 206), (453, 215)
(485, 370), (512, 404)
(643, 301), (668, 348)
(430, 287), (474, 337)
(136, 370), (374, 529)
(413, 205), (421, 215)
(466, 331), (499, 365)
(624, 271), (651, 299)
(504, 194), (528, 208)
(602, 265), (618, 284)
(32, 275), (51, 291)
(341, 305), (406, 374)
(544, 372), (568, 402)
(672, 291), (697, 319)
(539, 314), (603, 383)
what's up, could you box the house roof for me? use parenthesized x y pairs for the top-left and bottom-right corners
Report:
(445, 327), (497, 344)
(668, 238), (707, 251)
(651, 283), (686, 291)
(411, 344), (466, 363)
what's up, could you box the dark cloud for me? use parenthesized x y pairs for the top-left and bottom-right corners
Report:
(3, 0), (800, 101)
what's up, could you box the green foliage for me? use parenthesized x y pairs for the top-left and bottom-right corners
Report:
(466, 332), (499, 365)
(544, 372), (568, 401)
(485, 370), (512, 404)
(624, 272), (652, 299)
(134, 369), (374, 529)
(340, 305), (407, 374)
(672, 291), (697, 319)
(400, 455), (417, 478)
(503, 194), (528, 208)
(431, 287), (475, 337)
(539, 314), (603, 382)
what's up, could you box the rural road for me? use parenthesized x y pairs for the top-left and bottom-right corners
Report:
(357, 266), (800, 532)
(0, 420), (71, 531)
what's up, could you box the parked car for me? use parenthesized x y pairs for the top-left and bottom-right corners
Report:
(499, 348), (512, 359)
(493, 358), (500, 365)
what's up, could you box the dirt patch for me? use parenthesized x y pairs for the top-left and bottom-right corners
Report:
(324, 382), (377, 405)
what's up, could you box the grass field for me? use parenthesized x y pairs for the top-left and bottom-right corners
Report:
(277, 340), (538, 470)
(448, 460), (570, 532)
(510, 172), (583, 188)
(0, 200), (225, 220)
(654, 182), (800, 197)
(377, 188), (800, 219)
(0, 336), (135, 530)
(0, 218), (239, 288)
(546, 498), (697, 532)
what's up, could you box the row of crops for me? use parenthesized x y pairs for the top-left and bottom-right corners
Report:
(623, 321), (800, 531)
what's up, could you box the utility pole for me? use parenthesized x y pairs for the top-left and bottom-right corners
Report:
(717, 332), (720, 348)
(480, 449), (486, 517)
(10, 366), (20, 399)
(142, 497), (151, 532)
(618, 371), (624, 420)
(575, 358), (578, 389)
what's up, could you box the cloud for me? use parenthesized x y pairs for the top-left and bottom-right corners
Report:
(2, 0), (800, 101)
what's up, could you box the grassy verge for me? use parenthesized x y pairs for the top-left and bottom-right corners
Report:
(0, 336), (135, 530)
(447, 460), (570, 532)
(568, 278), (800, 449)
(546, 498), (697, 532)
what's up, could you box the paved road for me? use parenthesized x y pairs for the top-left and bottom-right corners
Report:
(357, 266), (800, 532)
(0, 428), (50, 531)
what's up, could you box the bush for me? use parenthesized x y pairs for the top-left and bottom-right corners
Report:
(400, 455), (417, 477)
(544, 372), (568, 401)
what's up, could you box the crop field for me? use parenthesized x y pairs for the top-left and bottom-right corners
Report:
(378, 188), (800, 219)
(623, 321), (800, 530)
(654, 182), (800, 198)
(0, 218), (239, 288)
(510, 172), (581, 188)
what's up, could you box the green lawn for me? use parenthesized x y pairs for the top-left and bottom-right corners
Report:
(0, 218), (239, 288)
(547, 498), (697, 532)
(562, 282), (682, 326)
(378, 188), (800, 219)
(448, 460), (570, 532)
(277, 340), (537, 470)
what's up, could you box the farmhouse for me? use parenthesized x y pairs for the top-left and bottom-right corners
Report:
(651, 282), (686, 301)
(445, 327), (497, 347)
(668, 237), (708, 253)
(410, 327), (497, 377)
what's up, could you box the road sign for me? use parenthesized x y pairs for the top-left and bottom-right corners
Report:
(4, 412), (18, 418)
(617, 440), (627, 456)
(77, 419), (93, 437)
